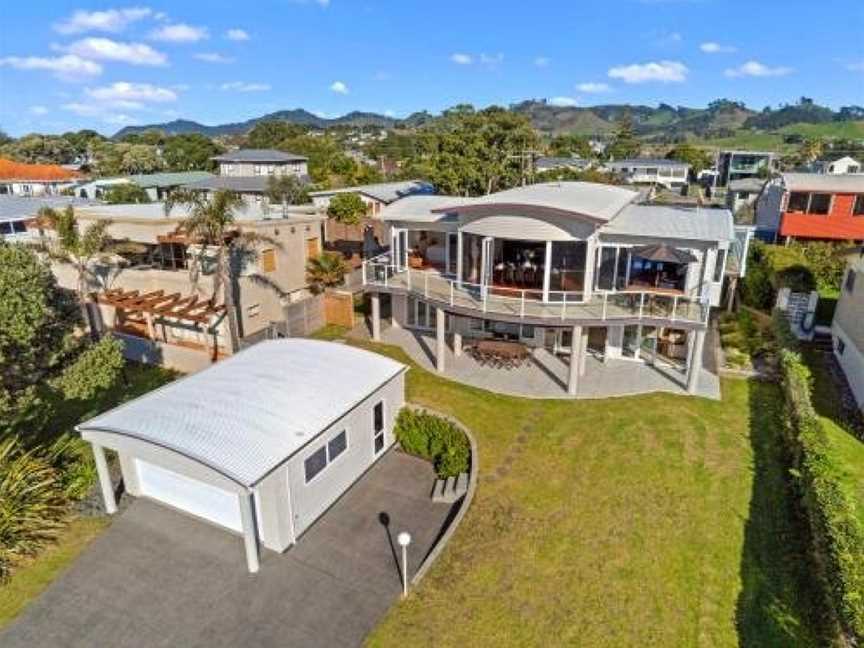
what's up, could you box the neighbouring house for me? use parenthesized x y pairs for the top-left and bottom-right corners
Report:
(811, 156), (862, 175)
(311, 180), (435, 265)
(726, 177), (766, 215)
(182, 149), (311, 210)
(534, 156), (593, 174)
(364, 182), (749, 397)
(309, 180), (434, 218)
(832, 246), (864, 413)
(0, 158), (82, 196)
(603, 159), (690, 189)
(42, 200), (325, 371)
(0, 195), (96, 242)
(74, 171), (214, 201)
(755, 173), (864, 242)
(715, 150), (776, 188)
(77, 338), (407, 573)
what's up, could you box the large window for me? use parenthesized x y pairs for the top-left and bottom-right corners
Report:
(548, 241), (587, 300)
(787, 192), (810, 212)
(854, 195), (864, 216)
(713, 250), (726, 282)
(809, 193), (831, 215)
(596, 247), (617, 290)
(328, 431), (347, 461)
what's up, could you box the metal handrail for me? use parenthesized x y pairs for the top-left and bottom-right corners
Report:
(362, 257), (710, 324)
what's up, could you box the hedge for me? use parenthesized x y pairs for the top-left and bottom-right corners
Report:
(773, 311), (864, 639)
(394, 409), (470, 478)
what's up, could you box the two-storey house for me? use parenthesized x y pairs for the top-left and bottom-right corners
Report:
(363, 182), (743, 398)
(832, 247), (864, 413)
(715, 150), (776, 188)
(756, 173), (864, 242)
(604, 159), (690, 189)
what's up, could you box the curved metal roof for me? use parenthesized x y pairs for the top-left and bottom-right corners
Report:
(78, 340), (406, 487)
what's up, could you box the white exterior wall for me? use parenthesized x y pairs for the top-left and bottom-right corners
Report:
(755, 181), (785, 236)
(284, 373), (405, 537)
(218, 161), (308, 178)
(833, 321), (864, 412)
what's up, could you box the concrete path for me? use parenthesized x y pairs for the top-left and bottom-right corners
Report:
(1, 451), (454, 648)
(372, 327), (720, 400)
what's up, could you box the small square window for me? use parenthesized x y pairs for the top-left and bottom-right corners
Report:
(328, 431), (347, 461)
(854, 195), (864, 216)
(788, 192), (809, 212)
(304, 446), (327, 483)
(809, 193), (832, 215)
(247, 303), (262, 318)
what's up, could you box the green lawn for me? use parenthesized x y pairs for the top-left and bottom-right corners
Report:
(310, 330), (831, 645)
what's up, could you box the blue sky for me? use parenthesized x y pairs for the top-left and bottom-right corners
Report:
(1, 0), (862, 136)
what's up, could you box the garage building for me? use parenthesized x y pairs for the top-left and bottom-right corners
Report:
(78, 339), (407, 573)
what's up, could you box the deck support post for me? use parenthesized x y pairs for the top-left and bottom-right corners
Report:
(686, 328), (707, 395)
(92, 443), (117, 515)
(568, 325), (582, 396)
(238, 492), (260, 574)
(579, 327), (589, 375)
(436, 307), (446, 373)
(371, 293), (381, 341)
(726, 276), (738, 313)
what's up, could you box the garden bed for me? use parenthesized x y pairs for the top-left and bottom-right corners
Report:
(718, 310), (778, 375)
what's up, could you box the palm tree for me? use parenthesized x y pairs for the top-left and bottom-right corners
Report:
(164, 189), (277, 352)
(306, 251), (348, 294)
(37, 206), (112, 337)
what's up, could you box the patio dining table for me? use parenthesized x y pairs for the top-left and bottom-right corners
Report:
(468, 339), (530, 369)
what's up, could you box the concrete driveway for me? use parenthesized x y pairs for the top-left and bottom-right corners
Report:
(1, 451), (454, 648)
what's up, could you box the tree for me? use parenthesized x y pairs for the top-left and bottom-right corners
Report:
(267, 174), (309, 214)
(0, 244), (80, 436)
(53, 336), (125, 401)
(0, 134), (75, 164)
(162, 134), (223, 171)
(246, 120), (306, 149)
(407, 105), (539, 196)
(104, 183), (150, 204)
(607, 112), (641, 160)
(665, 144), (712, 175)
(549, 134), (592, 158)
(327, 192), (367, 225)
(306, 251), (348, 293)
(165, 190), (278, 351)
(38, 206), (113, 336)
(119, 144), (162, 174)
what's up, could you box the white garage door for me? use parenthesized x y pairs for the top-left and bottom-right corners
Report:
(135, 460), (242, 532)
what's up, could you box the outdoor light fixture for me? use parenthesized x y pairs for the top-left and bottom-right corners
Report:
(397, 531), (412, 598)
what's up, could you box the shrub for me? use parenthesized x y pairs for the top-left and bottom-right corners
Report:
(774, 313), (864, 639)
(394, 409), (470, 478)
(103, 183), (150, 204)
(0, 437), (67, 581)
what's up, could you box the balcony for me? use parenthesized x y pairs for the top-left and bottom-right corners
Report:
(363, 254), (710, 327)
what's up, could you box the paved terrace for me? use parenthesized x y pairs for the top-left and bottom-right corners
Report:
(366, 327), (720, 401)
(1, 451), (454, 648)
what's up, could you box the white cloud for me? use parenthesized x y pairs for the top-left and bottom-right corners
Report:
(608, 60), (688, 83)
(64, 37), (167, 65)
(86, 81), (178, 103)
(845, 61), (864, 72)
(479, 52), (503, 66)
(724, 60), (793, 78)
(150, 23), (208, 43)
(384, 109), (396, 117)
(54, 7), (152, 34)
(548, 96), (579, 107)
(700, 41), (736, 54)
(0, 54), (102, 81)
(194, 52), (234, 64)
(450, 53), (472, 65)
(576, 82), (612, 93)
(29, 105), (49, 115)
(220, 81), (270, 92)
(330, 80), (349, 94)
(534, 56), (550, 68)
(226, 28), (249, 41)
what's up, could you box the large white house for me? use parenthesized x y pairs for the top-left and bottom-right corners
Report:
(812, 156), (862, 175)
(604, 159), (690, 188)
(363, 182), (746, 398)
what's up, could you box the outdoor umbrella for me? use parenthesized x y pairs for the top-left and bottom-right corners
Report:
(362, 225), (378, 259)
(631, 243), (697, 264)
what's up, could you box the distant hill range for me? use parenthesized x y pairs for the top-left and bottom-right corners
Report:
(113, 99), (864, 141)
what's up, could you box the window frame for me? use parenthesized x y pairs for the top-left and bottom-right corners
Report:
(303, 446), (328, 483)
(853, 195), (864, 217)
(808, 193), (832, 215)
(372, 401), (385, 454)
(327, 430), (348, 463)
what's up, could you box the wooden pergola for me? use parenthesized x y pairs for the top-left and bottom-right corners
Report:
(94, 288), (226, 349)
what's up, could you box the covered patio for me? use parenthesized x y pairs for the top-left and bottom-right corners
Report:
(372, 327), (720, 400)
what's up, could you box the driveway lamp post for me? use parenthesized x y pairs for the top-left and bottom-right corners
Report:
(397, 531), (412, 599)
